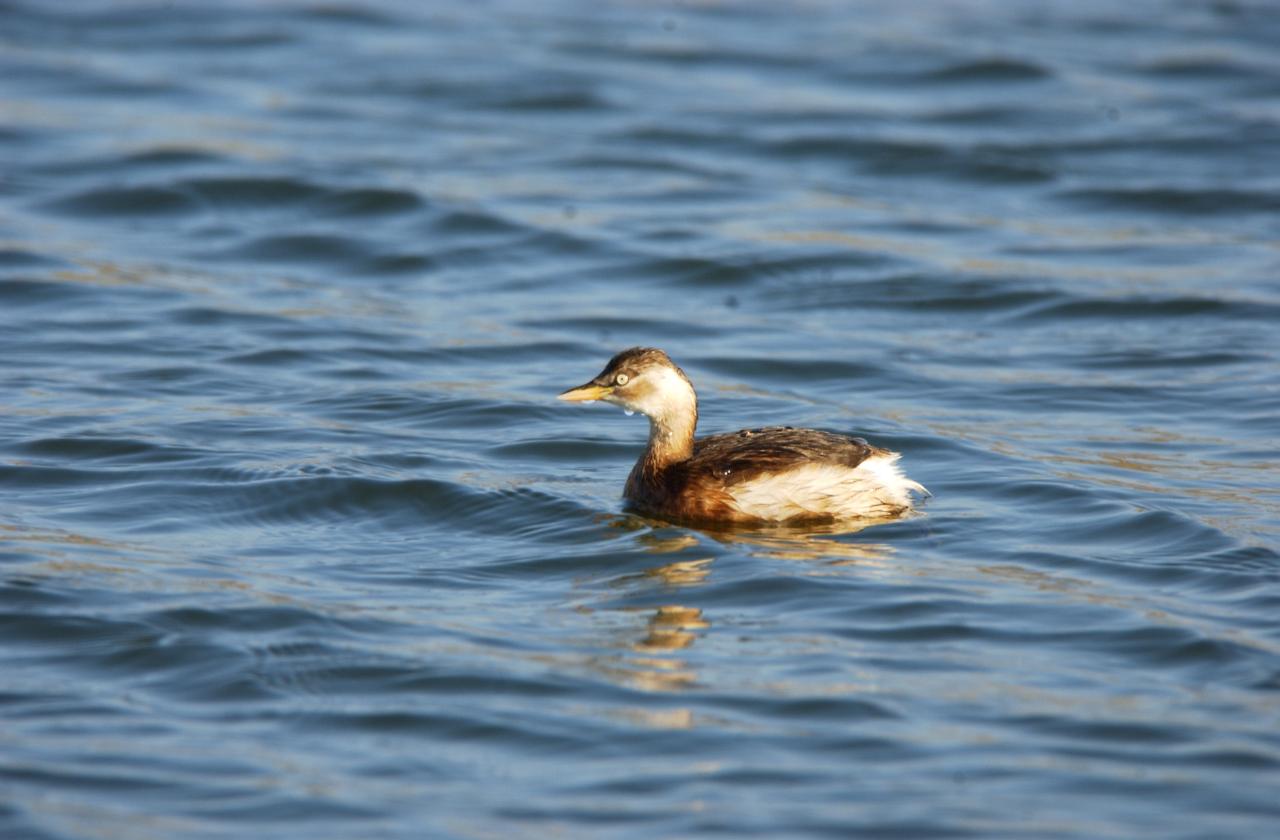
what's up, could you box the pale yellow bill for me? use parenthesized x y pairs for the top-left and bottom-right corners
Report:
(558, 383), (610, 402)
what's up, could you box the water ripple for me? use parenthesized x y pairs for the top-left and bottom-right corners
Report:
(2, 1), (1278, 837)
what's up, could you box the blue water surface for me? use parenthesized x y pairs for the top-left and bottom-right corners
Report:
(2, 1), (1279, 837)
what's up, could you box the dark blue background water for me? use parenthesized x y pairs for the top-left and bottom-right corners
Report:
(2, 1), (1279, 837)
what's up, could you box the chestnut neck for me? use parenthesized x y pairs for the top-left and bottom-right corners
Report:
(641, 396), (697, 470)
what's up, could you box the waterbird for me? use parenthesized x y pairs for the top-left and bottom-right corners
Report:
(559, 347), (926, 525)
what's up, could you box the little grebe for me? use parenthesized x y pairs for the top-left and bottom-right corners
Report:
(559, 347), (926, 525)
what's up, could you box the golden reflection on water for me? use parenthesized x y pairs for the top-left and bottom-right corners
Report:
(616, 511), (902, 565)
(584, 608), (703, 695)
(635, 605), (710, 654)
(634, 530), (700, 554)
(0, 522), (315, 608)
(643, 557), (712, 586)
(599, 558), (712, 695)
(724, 195), (1247, 286)
(0, 521), (124, 551)
(567, 538), (711, 697)
(619, 603), (709, 693)
(606, 705), (697, 730)
(709, 529), (895, 567)
(916, 407), (1280, 545)
(580, 518), (903, 711)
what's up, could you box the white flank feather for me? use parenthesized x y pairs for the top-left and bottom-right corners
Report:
(726, 452), (927, 521)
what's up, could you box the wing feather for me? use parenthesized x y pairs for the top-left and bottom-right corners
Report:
(688, 427), (883, 486)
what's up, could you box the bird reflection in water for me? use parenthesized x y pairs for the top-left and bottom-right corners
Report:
(586, 519), (896, 709)
(599, 556), (712, 695)
(621, 603), (710, 695)
(615, 512), (899, 567)
(713, 529), (894, 567)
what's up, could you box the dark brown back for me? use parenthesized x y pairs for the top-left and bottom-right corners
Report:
(687, 427), (883, 487)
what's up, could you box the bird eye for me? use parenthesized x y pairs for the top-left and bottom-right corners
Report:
(614, 373), (629, 386)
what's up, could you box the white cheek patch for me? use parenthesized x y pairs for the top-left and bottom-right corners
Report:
(629, 366), (694, 419)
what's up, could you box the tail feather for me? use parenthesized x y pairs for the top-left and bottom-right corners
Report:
(903, 477), (931, 499)
(860, 452), (928, 510)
